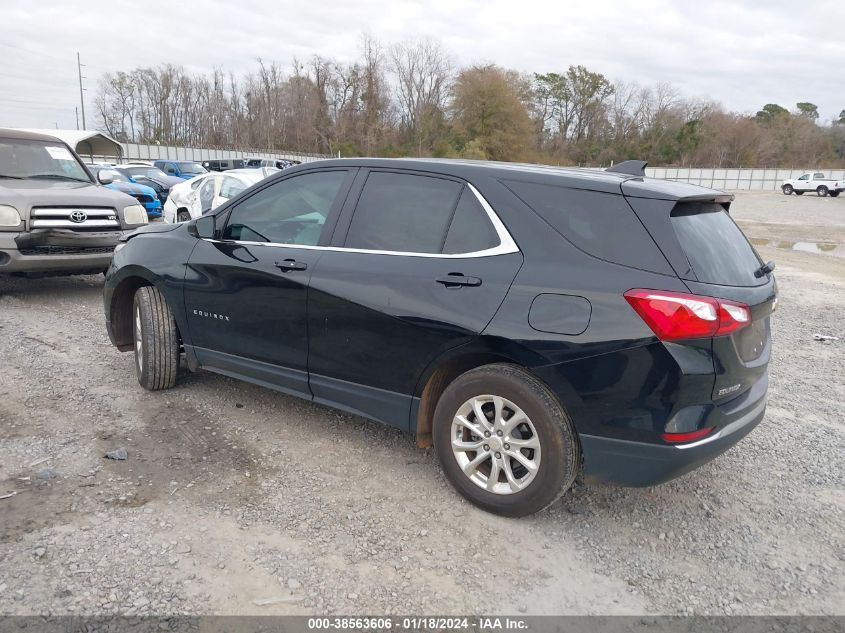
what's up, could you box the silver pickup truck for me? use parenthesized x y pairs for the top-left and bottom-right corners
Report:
(0, 128), (148, 276)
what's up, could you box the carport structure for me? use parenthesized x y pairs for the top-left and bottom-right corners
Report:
(10, 128), (123, 162)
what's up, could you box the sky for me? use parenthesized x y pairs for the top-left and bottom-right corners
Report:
(1, 0), (843, 131)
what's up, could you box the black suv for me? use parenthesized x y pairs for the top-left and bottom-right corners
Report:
(103, 159), (775, 517)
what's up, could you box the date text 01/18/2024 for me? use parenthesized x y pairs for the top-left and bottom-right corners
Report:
(306, 617), (529, 630)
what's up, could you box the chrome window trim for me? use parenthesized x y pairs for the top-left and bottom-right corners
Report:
(206, 182), (520, 259)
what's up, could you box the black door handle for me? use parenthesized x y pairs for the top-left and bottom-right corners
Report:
(436, 273), (482, 288)
(275, 259), (307, 272)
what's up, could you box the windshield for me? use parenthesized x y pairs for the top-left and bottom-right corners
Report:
(177, 162), (206, 175)
(124, 166), (169, 179)
(0, 138), (91, 182)
(90, 166), (130, 183)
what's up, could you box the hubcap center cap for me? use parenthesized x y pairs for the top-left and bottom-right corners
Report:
(488, 436), (503, 452)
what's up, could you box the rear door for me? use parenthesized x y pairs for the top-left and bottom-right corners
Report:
(625, 194), (777, 401)
(306, 169), (523, 429)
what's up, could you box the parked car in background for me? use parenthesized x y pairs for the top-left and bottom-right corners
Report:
(152, 160), (207, 179)
(202, 158), (246, 172)
(87, 165), (162, 218)
(104, 158), (775, 516)
(0, 128), (147, 276)
(781, 172), (843, 197)
(162, 167), (277, 222)
(115, 165), (184, 201)
(245, 158), (300, 170)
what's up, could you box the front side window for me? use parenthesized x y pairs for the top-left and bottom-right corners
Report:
(223, 170), (347, 246)
(344, 172), (463, 254)
(798, 175), (809, 181)
(0, 138), (90, 182)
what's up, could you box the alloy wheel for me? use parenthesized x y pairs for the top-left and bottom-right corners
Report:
(450, 395), (541, 494)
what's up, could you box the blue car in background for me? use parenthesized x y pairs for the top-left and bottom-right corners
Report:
(152, 160), (207, 179)
(87, 165), (162, 218)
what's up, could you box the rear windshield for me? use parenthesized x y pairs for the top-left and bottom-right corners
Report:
(671, 203), (763, 286)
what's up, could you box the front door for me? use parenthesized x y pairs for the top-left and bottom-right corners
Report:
(183, 168), (355, 397)
(307, 170), (523, 429)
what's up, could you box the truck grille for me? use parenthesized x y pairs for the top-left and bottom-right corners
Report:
(30, 207), (120, 230)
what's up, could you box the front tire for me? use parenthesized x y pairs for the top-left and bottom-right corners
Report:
(795, 191), (804, 195)
(817, 186), (829, 197)
(433, 364), (580, 517)
(830, 191), (841, 198)
(782, 185), (793, 195)
(133, 286), (179, 391)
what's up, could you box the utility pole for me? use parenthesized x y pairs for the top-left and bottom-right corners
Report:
(77, 52), (86, 130)
(75, 107), (79, 130)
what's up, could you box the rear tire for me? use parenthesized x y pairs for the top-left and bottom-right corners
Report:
(781, 185), (793, 195)
(817, 186), (829, 197)
(432, 363), (580, 517)
(795, 191), (804, 195)
(133, 286), (179, 391)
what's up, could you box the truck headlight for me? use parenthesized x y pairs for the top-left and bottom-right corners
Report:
(0, 205), (22, 227)
(123, 204), (148, 225)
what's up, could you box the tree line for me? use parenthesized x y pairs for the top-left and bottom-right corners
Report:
(95, 35), (845, 167)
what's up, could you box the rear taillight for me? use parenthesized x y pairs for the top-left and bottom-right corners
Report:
(624, 289), (750, 341)
(662, 427), (716, 443)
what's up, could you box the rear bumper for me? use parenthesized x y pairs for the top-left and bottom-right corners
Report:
(580, 375), (767, 486)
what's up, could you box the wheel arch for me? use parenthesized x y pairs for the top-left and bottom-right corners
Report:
(107, 267), (184, 352)
(411, 336), (579, 448)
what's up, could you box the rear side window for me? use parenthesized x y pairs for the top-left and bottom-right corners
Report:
(443, 188), (499, 254)
(345, 172), (462, 253)
(503, 180), (670, 273)
(670, 203), (762, 287)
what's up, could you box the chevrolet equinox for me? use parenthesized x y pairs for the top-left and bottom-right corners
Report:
(104, 159), (776, 517)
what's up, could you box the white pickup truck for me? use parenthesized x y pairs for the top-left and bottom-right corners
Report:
(781, 172), (843, 197)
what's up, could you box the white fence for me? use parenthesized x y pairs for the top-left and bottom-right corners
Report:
(80, 141), (332, 165)
(85, 139), (845, 191)
(121, 143), (331, 165)
(645, 167), (845, 191)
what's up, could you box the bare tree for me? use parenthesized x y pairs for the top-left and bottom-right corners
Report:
(389, 38), (451, 154)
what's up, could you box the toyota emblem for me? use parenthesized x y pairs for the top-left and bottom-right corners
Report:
(69, 210), (87, 223)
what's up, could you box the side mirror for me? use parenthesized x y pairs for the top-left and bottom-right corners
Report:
(192, 215), (216, 238)
(97, 170), (114, 185)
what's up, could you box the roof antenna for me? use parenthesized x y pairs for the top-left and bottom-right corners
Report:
(606, 160), (648, 177)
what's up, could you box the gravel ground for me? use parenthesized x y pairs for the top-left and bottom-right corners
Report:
(0, 192), (842, 616)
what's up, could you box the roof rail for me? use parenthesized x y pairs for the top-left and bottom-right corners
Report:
(606, 160), (648, 177)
